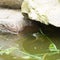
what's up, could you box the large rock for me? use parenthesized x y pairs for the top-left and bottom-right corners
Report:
(0, 8), (32, 34)
(21, 0), (60, 27)
(0, 0), (23, 8)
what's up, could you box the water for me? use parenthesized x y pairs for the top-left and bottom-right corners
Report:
(0, 25), (60, 60)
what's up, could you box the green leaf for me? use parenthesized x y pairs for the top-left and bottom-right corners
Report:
(0, 47), (17, 55)
(49, 43), (59, 52)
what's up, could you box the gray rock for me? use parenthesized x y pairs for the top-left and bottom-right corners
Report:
(0, 0), (23, 8)
(0, 8), (32, 34)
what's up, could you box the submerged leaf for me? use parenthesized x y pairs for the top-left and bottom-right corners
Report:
(0, 47), (18, 55)
(49, 43), (59, 52)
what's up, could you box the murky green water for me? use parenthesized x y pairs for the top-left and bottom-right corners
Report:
(0, 25), (60, 60)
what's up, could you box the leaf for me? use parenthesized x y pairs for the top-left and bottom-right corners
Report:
(49, 43), (59, 52)
(0, 47), (18, 55)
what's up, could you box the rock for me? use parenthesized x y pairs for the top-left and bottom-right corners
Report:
(0, 0), (23, 9)
(21, 0), (60, 27)
(0, 8), (32, 34)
